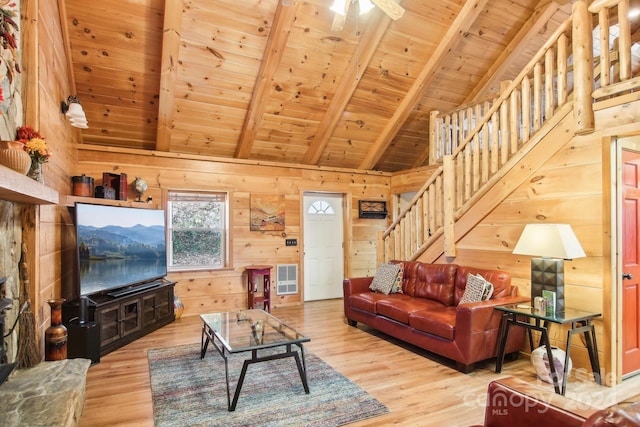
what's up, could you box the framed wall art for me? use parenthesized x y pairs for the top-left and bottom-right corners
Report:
(250, 194), (285, 231)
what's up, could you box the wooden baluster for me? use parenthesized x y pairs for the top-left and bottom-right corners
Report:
(545, 48), (555, 120)
(533, 62), (543, 131)
(618, 0), (631, 82)
(557, 33), (568, 105)
(598, 9), (610, 88)
(521, 77), (531, 143)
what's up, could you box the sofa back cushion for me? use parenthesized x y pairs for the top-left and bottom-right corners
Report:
(454, 266), (512, 305)
(391, 261), (458, 306)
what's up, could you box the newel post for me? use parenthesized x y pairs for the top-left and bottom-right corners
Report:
(443, 155), (456, 257)
(572, 0), (595, 134)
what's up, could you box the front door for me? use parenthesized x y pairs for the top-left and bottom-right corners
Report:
(621, 148), (640, 376)
(303, 193), (344, 301)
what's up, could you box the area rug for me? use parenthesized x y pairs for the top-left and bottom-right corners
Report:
(148, 343), (389, 427)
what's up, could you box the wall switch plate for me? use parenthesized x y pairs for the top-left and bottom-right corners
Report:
(285, 239), (297, 246)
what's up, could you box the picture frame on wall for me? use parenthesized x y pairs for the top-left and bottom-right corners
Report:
(250, 194), (285, 231)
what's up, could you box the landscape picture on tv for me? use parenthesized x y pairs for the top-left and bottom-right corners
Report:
(75, 203), (167, 296)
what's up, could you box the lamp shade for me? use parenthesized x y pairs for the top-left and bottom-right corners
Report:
(512, 224), (586, 260)
(65, 102), (85, 119)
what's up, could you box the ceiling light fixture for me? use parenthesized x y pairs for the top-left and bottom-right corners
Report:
(331, 0), (375, 16)
(60, 96), (89, 129)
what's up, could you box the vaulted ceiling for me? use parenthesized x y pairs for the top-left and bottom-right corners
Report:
(61, 0), (573, 172)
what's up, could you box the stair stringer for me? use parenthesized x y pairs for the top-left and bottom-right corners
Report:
(416, 102), (576, 264)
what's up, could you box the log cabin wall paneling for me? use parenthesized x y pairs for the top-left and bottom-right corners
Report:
(74, 147), (390, 316)
(15, 0), (81, 356)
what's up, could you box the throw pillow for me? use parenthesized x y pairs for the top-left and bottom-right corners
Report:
(481, 278), (494, 301)
(460, 273), (485, 304)
(369, 263), (401, 295)
(459, 273), (494, 304)
(390, 262), (404, 294)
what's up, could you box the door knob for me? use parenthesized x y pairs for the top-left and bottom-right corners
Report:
(623, 273), (633, 280)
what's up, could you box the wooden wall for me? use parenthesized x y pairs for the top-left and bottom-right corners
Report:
(22, 0), (79, 353)
(73, 147), (390, 317)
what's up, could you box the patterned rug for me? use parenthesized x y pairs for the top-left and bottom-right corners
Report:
(148, 343), (389, 427)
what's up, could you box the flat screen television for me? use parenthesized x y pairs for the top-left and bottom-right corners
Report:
(75, 203), (168, 297)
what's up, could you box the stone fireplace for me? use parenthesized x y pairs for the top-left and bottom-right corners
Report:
(0, 201), (35, 371)
(0, 286), (16, 383)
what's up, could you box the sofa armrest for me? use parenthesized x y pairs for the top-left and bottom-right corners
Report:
(482, 376), (597, 427)
(456, 295), (530, 333)
(343, 276), (374, 297)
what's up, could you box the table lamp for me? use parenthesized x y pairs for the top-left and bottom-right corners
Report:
(512, 224), (586, 313)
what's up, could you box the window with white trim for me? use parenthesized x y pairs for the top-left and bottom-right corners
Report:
(167, 191), (228, 271)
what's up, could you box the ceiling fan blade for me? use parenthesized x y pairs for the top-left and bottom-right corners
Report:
(331, 0), (351, 32)
(331, 13), (347, 31)
(370, 0), (405, 20)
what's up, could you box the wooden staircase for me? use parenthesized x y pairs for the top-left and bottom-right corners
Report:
(378, 0), (638, 264)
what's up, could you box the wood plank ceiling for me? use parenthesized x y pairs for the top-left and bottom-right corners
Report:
(61, 0), (572, 172)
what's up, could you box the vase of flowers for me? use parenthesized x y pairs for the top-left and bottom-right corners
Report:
(17, 126), (51, 184)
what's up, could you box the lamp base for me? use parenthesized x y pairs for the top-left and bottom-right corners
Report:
(530, 257), (565, 313)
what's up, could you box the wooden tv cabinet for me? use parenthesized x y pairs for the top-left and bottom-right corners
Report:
(65, 279), (175, 357)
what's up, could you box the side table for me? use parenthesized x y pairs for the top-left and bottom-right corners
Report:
(246, 265), (272, 312)
(494, 303), (602, 395)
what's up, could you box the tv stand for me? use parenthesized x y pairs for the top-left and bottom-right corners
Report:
(64, 278), (175, 358)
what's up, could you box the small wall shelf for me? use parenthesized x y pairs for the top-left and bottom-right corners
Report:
(0, 166), (59, 205)
(62, 195), (158, 209)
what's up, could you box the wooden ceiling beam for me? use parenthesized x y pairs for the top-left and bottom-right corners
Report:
(302, 8), (394, 166)
(359, 0), (489, 170)
(235, 1), (298, 159)
(462, 0), (569, 105)
(156, 0), (184, 152)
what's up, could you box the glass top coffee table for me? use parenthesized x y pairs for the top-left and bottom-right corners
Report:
(200, 309), (310, 411)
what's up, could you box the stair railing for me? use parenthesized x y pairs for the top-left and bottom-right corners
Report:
(379, 1), (605, 263)
(380, 0), (636, 264)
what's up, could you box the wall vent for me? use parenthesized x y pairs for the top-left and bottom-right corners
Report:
(276, 264), (298, 295)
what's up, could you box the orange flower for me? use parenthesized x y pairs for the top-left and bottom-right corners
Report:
(16, 126), (51, 163)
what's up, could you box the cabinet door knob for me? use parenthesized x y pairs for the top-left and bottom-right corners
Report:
(623, 273), (633, 280)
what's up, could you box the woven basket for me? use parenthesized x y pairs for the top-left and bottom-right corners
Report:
(0, 141), (32, 175)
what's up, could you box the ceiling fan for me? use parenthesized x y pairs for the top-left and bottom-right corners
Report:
(330, 0), (405, 32)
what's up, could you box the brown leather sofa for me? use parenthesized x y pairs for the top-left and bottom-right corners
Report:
(343, 261), (528, 372)
(474, 376), (640, 427)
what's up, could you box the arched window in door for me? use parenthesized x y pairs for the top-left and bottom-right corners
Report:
(308, 200), (335, 215)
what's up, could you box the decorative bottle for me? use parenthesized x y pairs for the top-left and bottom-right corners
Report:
(45, 298), (68, 361)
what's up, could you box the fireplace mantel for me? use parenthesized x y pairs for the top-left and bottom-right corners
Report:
(0, 166), (59, 205)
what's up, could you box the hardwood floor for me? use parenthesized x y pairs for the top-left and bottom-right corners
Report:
(80, 299), (639, 426)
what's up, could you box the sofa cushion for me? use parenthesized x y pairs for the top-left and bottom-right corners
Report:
(348, 292), (389, 313)
(459, 273), (494, 304)
(412, 263), (458, 306)
(409, 307), (456, 340)
(369, 263), (401, 295)
(376, 295), (442, 324)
